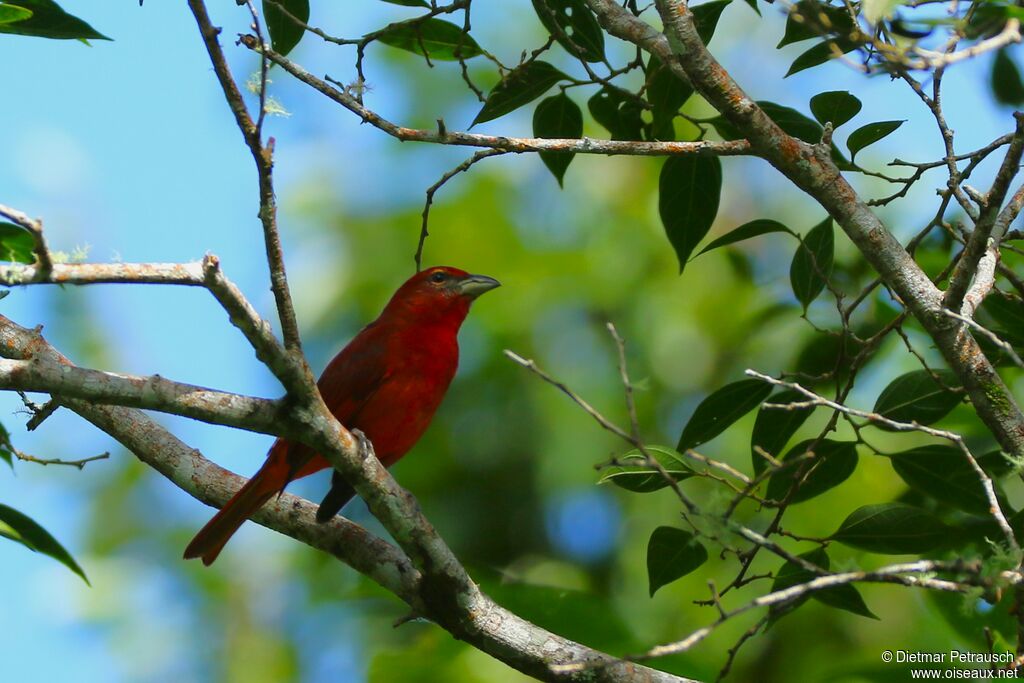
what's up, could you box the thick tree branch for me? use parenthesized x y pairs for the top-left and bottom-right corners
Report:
(583, 0), (1024, 461)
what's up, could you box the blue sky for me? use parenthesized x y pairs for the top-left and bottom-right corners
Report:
(0, 1), (1017, 681)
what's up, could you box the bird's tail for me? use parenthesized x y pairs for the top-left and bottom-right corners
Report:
(183, 440), (290, 566)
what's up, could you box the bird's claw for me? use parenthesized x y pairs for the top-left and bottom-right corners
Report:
(351, 428), (374, 461)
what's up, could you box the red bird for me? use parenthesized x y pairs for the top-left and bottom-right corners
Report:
(184, 266), (500, 565)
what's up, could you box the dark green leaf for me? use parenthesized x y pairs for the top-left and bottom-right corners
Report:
(872, 369), (961, 428)
(711, 101), (820, 143)
(696, 219), (791, 258)
(376, 18), (482, 61)
(751, 388), (815, 475)
(887, 445), (1002, 514)
(743, 0), (760, 15)
(0, 503), (88, 583)
(831, 503), (953, 554)
(786, 38), (859, 77)
(992, 48), (1024, 106)
(263, 0), (308, 56)
(0, 447), (11, 469)
(980, 293), (1024, 342)
(473, 61), (567, 126)
(0, 5), (32, 24)
(381, 0), (429, 6)
(598, 446), (695, 493)
(531, 0), (604, 62)
(790, 217), (834, 309)
(0, 0), (107, 40)
(766, 439), (858, 503)
(587, 86), (644, 141)
(809, 90), (861, 128)
(659, 155), (722, 272)
(769, 548), (878, 623)
(647, 56), (693, 141)
(533, 93), (583, 186)
(677, 378), (772, 452)
(778, 1), (856, 47)
(647, 526), (708, 596)
(692, 0), (731, 45)
(847, 120), (904, 161)
(0, 222), (35, 264)
(966, 4), (1010, 40)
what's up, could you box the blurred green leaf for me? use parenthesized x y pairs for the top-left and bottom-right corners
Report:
(696, 219), (791, 258)
(766, 439), (858, 503)
(588, 86), (644, 141)
(263, 0), (308, 56)
(598, 446), (694, 493)
(647, 56), (693, 141)
(847, 120), (904, 161)
(0, 222), (35, 264)
(0, 0), (107, 39)
(472, 61), (567, 126)
(377, 18), (482, 61)
(872, 369), (960, 428)
(790, 217), (834, 309)
(659, 155), (722, 272)
(778, 0), (855, 47)
(809, 90), (861, 128)
(863, 0), (905, 24)
(831, 503), (952, 554)
(0, 503), (88, 583)
(751, 388), (815, 475)
(0, 4), (31, 24)
(531, 0), (604, 62)
(887, 445), (1006, 514)
(647, 526), (708, 596)
(693, 0), (731, 45)
(677, 378), (773, 452)
(533, 93), (583, 186)
(992, 48), (1024, 106)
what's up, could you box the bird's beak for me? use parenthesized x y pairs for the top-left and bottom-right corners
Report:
(458, 273), (501, 298)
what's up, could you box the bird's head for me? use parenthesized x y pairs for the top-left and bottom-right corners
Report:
(383, 266), (501, 326)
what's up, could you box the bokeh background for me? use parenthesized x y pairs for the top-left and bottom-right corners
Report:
(1, 2), (1020, 681)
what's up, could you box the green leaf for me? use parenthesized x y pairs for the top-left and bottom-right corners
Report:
(472, 61), (567, 126)
(789, 217), (834, 309)
(831, 503), (953, 554)
(0, 504), (88, 583)
(533, 93), (583, 186)
(695, 219), (791, 258)
(0, 222), (35, 264)
(647, 526), (708, 596)
(677, 378), (772, 452)
(0, 447), (11, 469)
(587, 86), (644, 141)
(751, 388), (815, 475)
(0, 4), (32, 24)
(381, 0), (429, 6)
(887, 445), (1004, 514)
(711, 101), (821, 144)
(809, 91), (861, 128)
(376, 18), (481, 62)
(262, 0), (308, 56)
(766, 439), (858, 503)
(786, 38), (859, 77)
(847, 120), (904, 161)
(531, 0), (604, 62)
(769, 548), (878, 623)
(692, 0), (731, 45)
(659, 155), (722, 272)
(598, 446), (695, 493)
(992, 49), (1024, 106)
(863, 0), (905, 24)
(647, 56), (693, 141)
(778, 1), (856, 47)
(0, 0), (107, 40)
(872, 369), (961, 428)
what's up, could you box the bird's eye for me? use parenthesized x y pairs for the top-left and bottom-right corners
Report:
(430, 272), (447, 284)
